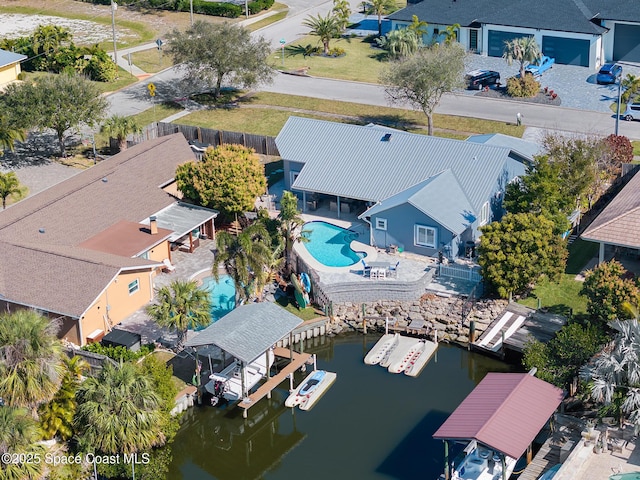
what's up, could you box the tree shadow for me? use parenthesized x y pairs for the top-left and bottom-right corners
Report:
(355, 113), (419, 130)
(0, 131), (62, 169)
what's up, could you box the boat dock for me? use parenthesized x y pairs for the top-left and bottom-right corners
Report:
(238, 347), (312, 418)
(366, 333), (438, 376)
(285, 369), (338, 411)
(472, 303), (566, 357)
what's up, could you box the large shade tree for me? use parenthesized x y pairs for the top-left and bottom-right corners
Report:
(166, 21), (273, 100)
(213, 223), (274, 301)
(1, 73), (108, 157)
(0, 310), (64, 411)
(75, 362), (165, 455)
(303, 13), (342, 56)
(381, 43), (466, 135)
(147, 280), (211, 351)
(478, 212), (567, 299)
(175, 143), (267, 221)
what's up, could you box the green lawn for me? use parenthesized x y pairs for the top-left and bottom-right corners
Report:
(130, 48), (174, 74)
(633, 140), (640, 157)
(518, 274), (588, 316)
(566, 237), (598, 275)
(177, 92), (525, 138)
(276, 296), (323, 321)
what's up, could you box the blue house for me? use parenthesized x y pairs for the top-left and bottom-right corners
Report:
(275, 117), (531, 259)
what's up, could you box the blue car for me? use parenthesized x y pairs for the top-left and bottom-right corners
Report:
(597, 63), (622, 84)
(525, 55), (555, 75)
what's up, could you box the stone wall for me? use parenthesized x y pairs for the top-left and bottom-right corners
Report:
(327, 294), (508, 345)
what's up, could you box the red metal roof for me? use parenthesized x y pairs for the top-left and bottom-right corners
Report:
(433, 373), (564, 460)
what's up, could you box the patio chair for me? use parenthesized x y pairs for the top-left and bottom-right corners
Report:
(361, 259), (371, 277)
(162, 258), (176, 273)
(388, 261), (400, 276)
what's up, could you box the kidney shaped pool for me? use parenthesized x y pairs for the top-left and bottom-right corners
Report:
(301, 221), (366, 267)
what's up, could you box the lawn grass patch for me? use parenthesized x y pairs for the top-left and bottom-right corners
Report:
(276, 296), (323, 321)
(518, 274), (588, 316)
(278, 35), (384, 83)
(130, 48), (175, 74)
(632, 140), (640, 157)
(248, 6), (288, 31)
(566, 237), (598, 275)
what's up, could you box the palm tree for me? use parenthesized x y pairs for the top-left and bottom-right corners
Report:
(213, 223), (274, 302)
(0, 407), (44, 480)
(332, 0), (351, 31)
(0, 114), (26, 156)
(278, 190), (310, 274)
(31, 24), (72, 56)
(39, 355), (89, 441)
(147, 280), (211, 351)
(0, 310), (64, 411)
(0, 171), (27, 209)
(443, 23), (461, 46)
(502, 36), (541, 79)
(74, 362), (165, 455)
(365, 0), (397, 37)
(581, 319), (640, 429)
(303, 13), (342, 55)
(100, 114), (142, 153)
(376, 28), (420, 59)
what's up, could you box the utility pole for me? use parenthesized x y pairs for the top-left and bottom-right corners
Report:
(615, 67), (623, 136)
(190, 0), (194, 26)
(111, 1), (118, 66)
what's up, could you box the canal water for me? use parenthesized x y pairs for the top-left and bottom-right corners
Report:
(168, 333), (518, 480)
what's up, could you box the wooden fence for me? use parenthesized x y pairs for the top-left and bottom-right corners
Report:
(127, 122), (279, 156)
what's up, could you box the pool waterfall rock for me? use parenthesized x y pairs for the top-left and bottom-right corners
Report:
(327, 298), (508, 344)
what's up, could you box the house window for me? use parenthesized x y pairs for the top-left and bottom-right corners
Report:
(479, 202), (490, 225)
(415, 225), (436, 248)
(433, 28), (440, 35)
(375, 218), (387, 231)
(128, 279), (140, 295)
(290, 171), (300, 187)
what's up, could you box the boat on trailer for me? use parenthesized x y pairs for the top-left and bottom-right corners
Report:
(285, 369), (337, 410)
(205, 348), (275, 406)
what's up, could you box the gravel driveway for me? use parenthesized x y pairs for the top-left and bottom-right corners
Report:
(463, 54), (640, 113)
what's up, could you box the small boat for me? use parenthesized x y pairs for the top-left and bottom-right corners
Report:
(300, 272), (312, 293)
(538, 464), (561, 480)
(285, 370), (337, 410)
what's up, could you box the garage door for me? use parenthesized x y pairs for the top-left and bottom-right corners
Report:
(487, 31), (527, 57)
(614, 24), (640, 63)
(542, 36), (589, 66)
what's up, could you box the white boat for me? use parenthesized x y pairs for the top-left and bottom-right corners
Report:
(205, 348), (275, 406)
(452, 443), (517, 480)
(404, 339), (438, 377)
(285, 369), (337, 411)
(388, 340), (425, 374)
(380, 335), (422, 369)
(364, 333), (400, 365)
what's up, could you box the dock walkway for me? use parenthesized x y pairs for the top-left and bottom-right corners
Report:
(237, 347), (312, 417)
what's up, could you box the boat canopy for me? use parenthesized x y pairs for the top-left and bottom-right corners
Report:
(185, 302), (302, 364)
(433, 373), (564, 460)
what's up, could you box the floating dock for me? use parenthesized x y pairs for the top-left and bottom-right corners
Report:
(366, 334), (438, 377)
(285, 369), (337, 411)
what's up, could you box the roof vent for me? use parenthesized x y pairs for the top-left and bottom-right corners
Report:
(102, 177), (108, 183)
(382, 133), (392, 142)
(39, 228), (45, 234)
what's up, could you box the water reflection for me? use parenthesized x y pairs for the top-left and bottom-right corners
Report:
(169, 333), (518, 480)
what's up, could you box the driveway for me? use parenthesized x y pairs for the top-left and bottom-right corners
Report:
(463, 54), (640, 114)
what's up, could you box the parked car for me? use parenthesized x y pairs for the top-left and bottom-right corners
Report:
(597, 63), (622, 84)
(623, 102), (640, 121)
(525, 55), (555, 75)
(465, 70), (500, 90)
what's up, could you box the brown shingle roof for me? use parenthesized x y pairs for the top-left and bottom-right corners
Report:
(581, 170), (640, 249)
(79, 220), (173, 257)
(0, 134), (195, 317)
(433, 373), (564, 459)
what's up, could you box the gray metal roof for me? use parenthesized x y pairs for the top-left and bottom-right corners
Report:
(466, 134), (543, 161)
(276, 117), (527, 212)
(0, 49), (27, 68)
(388, 0), (608, 35)
(142, 202), (218, 242)
(360, 170), (476, 235)
(185, 302), (302, 364)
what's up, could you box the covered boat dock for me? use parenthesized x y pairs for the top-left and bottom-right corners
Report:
(185, 302), (311, 417)
(433, 372), (564, 480)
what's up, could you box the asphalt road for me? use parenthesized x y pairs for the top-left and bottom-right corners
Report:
(106, 2), (640, 141)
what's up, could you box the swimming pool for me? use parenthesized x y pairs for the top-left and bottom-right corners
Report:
(201, 275), (236, 322)
(302, 221), (366, 267)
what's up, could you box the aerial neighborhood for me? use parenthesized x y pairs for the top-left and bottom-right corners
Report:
(0, 0), (639, 479)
